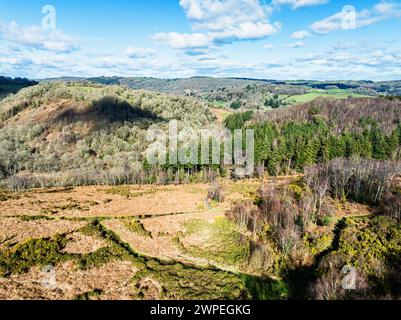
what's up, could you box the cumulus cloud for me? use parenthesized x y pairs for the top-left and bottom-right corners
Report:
(310, 1), (401, 34)
(291, 30), (311, 39)
(286, 41), (306, 48)
(0, 21), (79, 53)
(272, 0), (329, 10)
(180, 0), (272, 30)
(152, 0), (280, 49)
(152, 32), (213, 49)
(125, 47), (156, 58)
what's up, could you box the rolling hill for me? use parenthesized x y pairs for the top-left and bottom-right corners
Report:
(0, 81), (216, 189)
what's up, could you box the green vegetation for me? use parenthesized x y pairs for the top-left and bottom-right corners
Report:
(0, 76), (37, 100)
(125, 219), (152, 238)
(251, 114), (401, 175)
(224, 111), (253, 130)
(0, 235), (68, 276)
(180, 218), (250, 267)
(1, 78), (401, 300)
(76, 221), (144, 269)
(283, 90), (369, 105)
(2, 81), (401, 190)
(133, 260), (245, 300)
(75, 289), (103, 300)
(40, 199), (91, 215)
(335, 216), (401, 274)
(0, 215), (283, 300)
(225, 157), (401, 299)
(104, 186), (157, 198)
(264, 94), (288, 108)
(0, 82), (216, 189)
(230, 100), (242, 110)
(240, 274), (289, 300)
(77, 220), (289, 299)
(311, 216), (401, 299)
(0, 221), (139, 277)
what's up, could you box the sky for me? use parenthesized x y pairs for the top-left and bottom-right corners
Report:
(0, 0), (401, 80)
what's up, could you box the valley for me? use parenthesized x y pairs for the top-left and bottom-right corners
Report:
(0, 77), (400, 300)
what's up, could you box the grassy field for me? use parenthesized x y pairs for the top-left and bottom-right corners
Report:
(283, 90), (371, 104)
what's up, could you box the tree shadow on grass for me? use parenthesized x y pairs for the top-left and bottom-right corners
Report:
(52, 96), (165, 128)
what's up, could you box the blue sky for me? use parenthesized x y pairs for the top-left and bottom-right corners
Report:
(1, 0), (401, 80)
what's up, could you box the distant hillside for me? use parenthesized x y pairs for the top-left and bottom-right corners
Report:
(86, 76), (261, 94)
(0, 82), (215, 189)
(84, 77), (401, 96)
(0, 76), (38, 100)
(253, 97), (401, 133)
(42, 77), (401, 110)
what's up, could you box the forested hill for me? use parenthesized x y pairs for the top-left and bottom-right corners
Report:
(0, 82), (215, 189)
(1, 80), (401, 190)
(85, 77), (401, 96)
(42, 76), (401, 96)
(225, 97), (401, 175)
(0, 76), (38, 99)
(0, 81), (214, 126)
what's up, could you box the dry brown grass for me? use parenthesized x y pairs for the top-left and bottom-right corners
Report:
(0, 184), (216, 218)
(62, 232), (108, 255)
(0, 180), (262, 218)
(0, 260), (136, 300)
(0, 218), (87, 250)
(0, 179), (269, 300)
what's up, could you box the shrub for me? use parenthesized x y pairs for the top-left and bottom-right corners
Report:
(380, 192), (401, 220)
(225, 201), (263, 234)
(258, 185), (301, 253)
(304, 158), (401, 205)
(207, 181), (225, 203)
(0, 235), (67, 276)
(230, 100), (242, 110)
(125, 219), (152, 238)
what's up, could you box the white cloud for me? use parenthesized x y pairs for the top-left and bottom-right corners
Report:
(291, 30), (311, 39)
(286, 41), (306, 48)
(3, 40), (401, 81)
(272, 0), (329, 9)
(180, 0), (272, 30)
(125, 47), (156, 58)
(374, 1), (398, 14)
(310, 1), (401, 34)
(152, 0), (280, 49)
(295, 42), (401, 70)
(152, 32), (213, 49)
(0, 21), (79, 53)
(213, 21), (280, 41)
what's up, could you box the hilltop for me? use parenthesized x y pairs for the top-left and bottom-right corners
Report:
(0, 81), (216, 189)
(0, 76), (38, 100)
